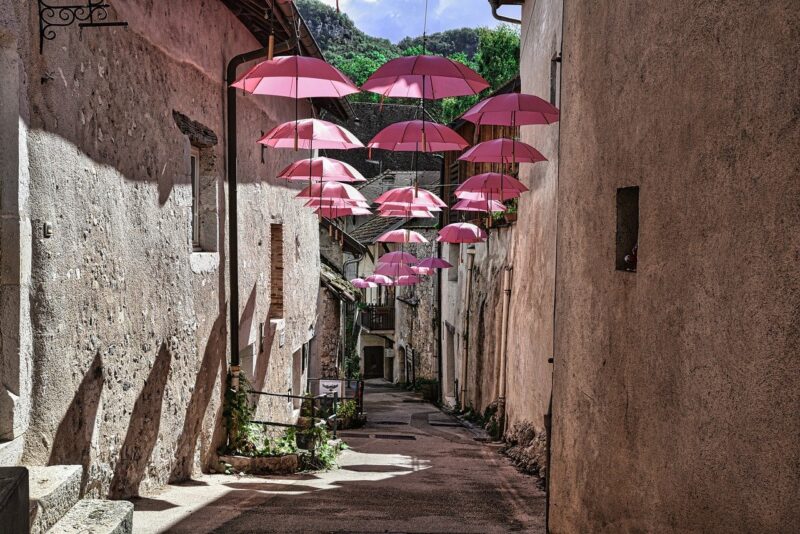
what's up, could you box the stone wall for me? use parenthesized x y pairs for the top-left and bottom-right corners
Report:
(393, 229), (439, 384)
(310, 286), (342, 380)
(3, 0), (320, 498)
(551, 1), (800, 531)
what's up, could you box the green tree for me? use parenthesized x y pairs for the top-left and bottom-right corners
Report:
(475, 25), (520, 89)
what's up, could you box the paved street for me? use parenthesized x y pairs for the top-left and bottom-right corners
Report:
(133, 382), (545, 533)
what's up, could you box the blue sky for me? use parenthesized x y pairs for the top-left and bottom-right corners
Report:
(316, 0), (521, 43)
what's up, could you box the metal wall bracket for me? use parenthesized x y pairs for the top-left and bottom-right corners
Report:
(38, 0), (128, 54)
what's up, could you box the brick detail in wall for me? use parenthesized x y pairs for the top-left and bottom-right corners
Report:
(270, 224), (284, 318)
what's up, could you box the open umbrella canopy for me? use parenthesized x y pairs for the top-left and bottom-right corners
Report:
(437, 222), (488, 243)
(232, 55), (360, 99)
(377, 251), (419, 265)
(295, 182), (367, 201)
(368, 120), (469, 152)
(374, 186), (447, 208)
(411, 266), (434, 276)
(350, 278), (378, 289)
(376, 229), (430, 243)
(394, 275), (421, 286)
(458, 138), (548, 164)
(451, 198), (507, 213)
(455, 173), (530, 201)
(258, 119), (363, 150)
(303, 197), (371, 208)
(377, 207), (436, 218)
(365, 274), (394, 286)
(314, 205), (372, 218)
(417, 257), (454, 269)
(278, 157), (366, 182)
(374, 263), (416, 277)
(361, 55), (489, 99)
(462, 93), (560, 126)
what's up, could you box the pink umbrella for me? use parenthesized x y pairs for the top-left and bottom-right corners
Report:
(462, 93), (560, 126)
(258, 119), (363, 150)
(365, 274), (394, 286)
(417, 257), (453, 269)
(374, 187), (447, 208)
(376, 229), (429, 243)
(232, 55), (360, 99)
(378, 201), (441, 212)
(394, 275), (421, 286)
(458, 138), (547, 164)
(361, 56), (489, 99)
(368, 120), (469, 153)
(411, 266), (434, 276)
(304, 198), (370, 208)
(278, 157), (366, 183)
(378, 207), (436, 218)
(295, 182), (367, 202)
(351, 278), (378, 289)
(375, 263), (416, 277)
(451, 198), (507, 213)
(455, 173), (529, 202)
(437, 223), (488, 243)
(377, 251), (418, 264)
(314, 205), (372, 218)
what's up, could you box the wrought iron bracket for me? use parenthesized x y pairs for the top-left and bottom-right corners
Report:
(38, 0), (128, 54)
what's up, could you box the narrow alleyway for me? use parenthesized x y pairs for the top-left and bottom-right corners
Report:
(133, 382), (545, 533)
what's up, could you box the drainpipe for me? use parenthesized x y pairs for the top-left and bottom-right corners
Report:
(435, 242), (443, 403)
(488, 0), (522, 24)
(498, 265), (513, 434)
(460, 247), (476, 410)
(342, 253), (364, 376)
(226, 42), (292, 389)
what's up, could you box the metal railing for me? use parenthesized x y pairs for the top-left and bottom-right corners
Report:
(306, 378), (365, 416)
(247, 390), (340, 440)
(360, 305), (395, 331)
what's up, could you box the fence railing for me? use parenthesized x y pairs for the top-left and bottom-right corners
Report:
(247, 390), (339, 440)
(306, 378), (364, 416)
(360, 305), (395, 331)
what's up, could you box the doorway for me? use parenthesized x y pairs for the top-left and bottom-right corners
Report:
(363, 346), (384, 379)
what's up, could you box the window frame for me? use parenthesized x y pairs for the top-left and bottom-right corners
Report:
(190, 146), (201, 251)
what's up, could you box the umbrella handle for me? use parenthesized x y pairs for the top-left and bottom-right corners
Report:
(268, 34), (275, 61)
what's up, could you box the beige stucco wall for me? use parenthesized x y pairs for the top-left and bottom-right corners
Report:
(3, 0), (320, 498)
(551, 1), (800, 531)
(438, 1), (560, 434)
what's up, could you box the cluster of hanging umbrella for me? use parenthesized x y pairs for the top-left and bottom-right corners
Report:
(229, 24), (560, 291)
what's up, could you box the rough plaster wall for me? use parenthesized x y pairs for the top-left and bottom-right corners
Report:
(311, 287), (341, 379)
(462, 228), (513, 411)
(393, 231), (439, 382)
(503, 0), (561, 435)
(13, 0), (319, 497)
(551, 1), (800, 532)
(0, 0), (32, 457)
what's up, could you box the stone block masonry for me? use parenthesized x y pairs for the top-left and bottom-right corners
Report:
(3, 0), (322, 499)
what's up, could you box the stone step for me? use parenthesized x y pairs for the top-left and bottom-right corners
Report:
(48, 499), (133, 534)
(28, 465), (82, 534)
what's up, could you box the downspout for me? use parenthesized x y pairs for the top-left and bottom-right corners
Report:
(498, 265), (513, 435)
(225, 42), (292, 389)
(489, 0), (522, 24)
(342, 253), (364, 376)
(460, 247), (476, 410)
(435, 242), (443, 403)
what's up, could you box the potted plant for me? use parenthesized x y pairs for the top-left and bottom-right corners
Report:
(504, 200), (518, 224)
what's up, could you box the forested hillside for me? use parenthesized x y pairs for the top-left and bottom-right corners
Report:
(296, 0), (519, 123)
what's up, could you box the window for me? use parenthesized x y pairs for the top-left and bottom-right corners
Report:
(615, 186), (639, 272)
(447, 243), (460, 282)
(270, 224), (284, 317)
(190, 147), (200, 250)
(292, 348), (303, 409)
(173, 111), (219, 254)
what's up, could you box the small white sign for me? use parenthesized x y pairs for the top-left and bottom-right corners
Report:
(320, 380), (343, 397)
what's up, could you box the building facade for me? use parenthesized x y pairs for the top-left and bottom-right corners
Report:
(0, 0), (339, 498)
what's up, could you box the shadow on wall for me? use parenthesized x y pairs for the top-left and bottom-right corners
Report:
(170, 312), (227, 482)
(109, 343), (172, 498)
(48, 352), (104, 493)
